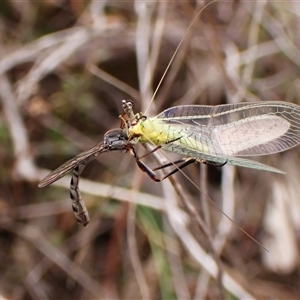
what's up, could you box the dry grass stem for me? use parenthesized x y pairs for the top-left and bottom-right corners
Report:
(1, 2), (300, 299)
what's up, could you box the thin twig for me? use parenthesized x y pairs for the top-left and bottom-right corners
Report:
(3, 224), (103, 297)
(127, 169), (151, 300)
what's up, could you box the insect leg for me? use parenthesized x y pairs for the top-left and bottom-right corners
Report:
(130, 145), (197, 182)
(129, 136), (227, 182)
(154, 158), (228, 171)
(155, 158), (228, 181)
(152, 159), (186, 171)
(70, 163), (90, 227)
(129, 147), (161, 182)
(157, 158), (197, 181)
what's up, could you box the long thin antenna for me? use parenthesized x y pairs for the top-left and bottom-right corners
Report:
(144, 0), (218, 115)
(140, 132), (269, 252)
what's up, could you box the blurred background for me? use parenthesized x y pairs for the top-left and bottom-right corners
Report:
(1, 0), (300, 299)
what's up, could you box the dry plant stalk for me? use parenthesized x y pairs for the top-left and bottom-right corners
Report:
(0, 1), (300, 299)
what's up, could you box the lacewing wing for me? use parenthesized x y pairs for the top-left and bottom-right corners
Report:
(129, 101), (300, 173)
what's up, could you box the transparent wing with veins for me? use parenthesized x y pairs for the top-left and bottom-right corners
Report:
(38, 142), (107, 188)
(153, 101), (300, 173)
(38, 142), (108, 226)
(38, 128), (131, 227)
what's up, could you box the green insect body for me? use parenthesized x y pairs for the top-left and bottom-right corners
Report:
(129, 101), (300, 174)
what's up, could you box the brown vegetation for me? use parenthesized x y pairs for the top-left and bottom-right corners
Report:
(0, 1), (300, 299)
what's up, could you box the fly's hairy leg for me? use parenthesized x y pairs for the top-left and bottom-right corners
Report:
(136, 147), (227, 182)
(129, 136), (184, 182)
(154, 158), (197, 181)
(70, 162), (90, 227)
(152, 158), (228, 180)
(152, 159), (187, 170)
(129, 147), (161, 182)
(129, 136), (199, 182)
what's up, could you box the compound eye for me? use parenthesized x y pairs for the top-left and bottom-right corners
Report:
(119, 131), (128, 139)
(104, 129), (128, 150)
(104, 129), (121, 144)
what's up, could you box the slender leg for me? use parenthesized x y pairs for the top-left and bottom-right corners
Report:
(150, 158), (227, 181)
(130, 146), (197, 182)
(156, 158), (196, 181)
(129, 136), (227, 182)
(129, 148), (161, 182)
(153, 157), (228, 170)
(152, 159), (186, 171)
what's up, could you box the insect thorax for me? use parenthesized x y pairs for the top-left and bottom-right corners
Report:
(129, 118), (170, 145)
(104, 129), (129, 150)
